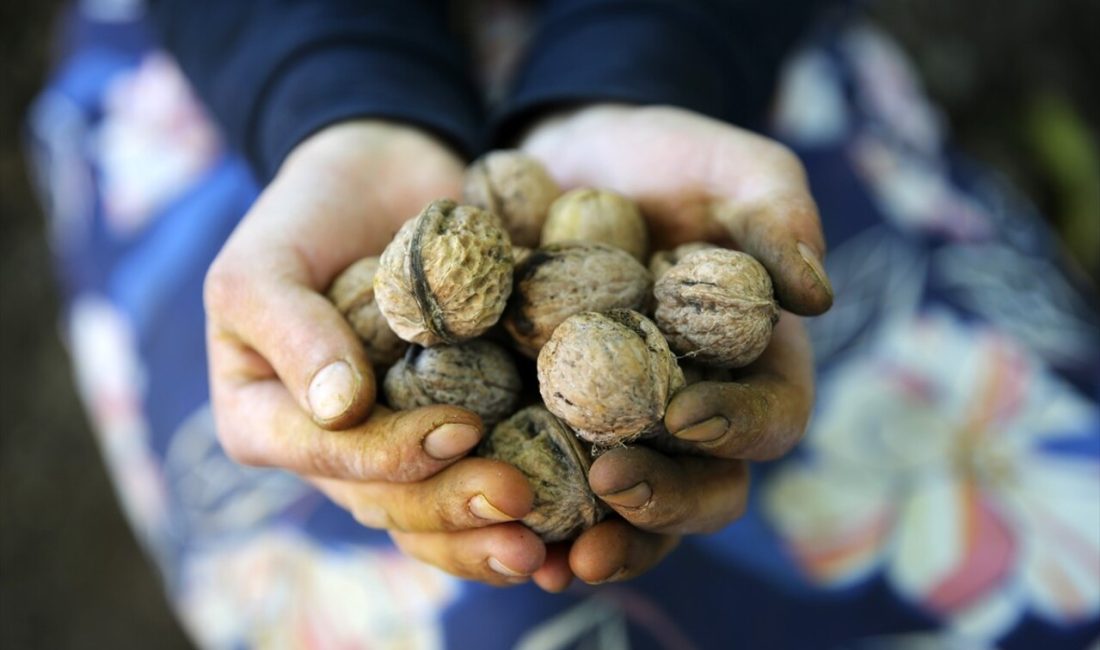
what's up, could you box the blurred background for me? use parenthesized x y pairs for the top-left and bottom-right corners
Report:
(1, 1), (1096, 647)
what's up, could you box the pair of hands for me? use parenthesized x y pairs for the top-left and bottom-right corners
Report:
(204, 104), (833, 591)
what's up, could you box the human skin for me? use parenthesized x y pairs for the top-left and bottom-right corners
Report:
(203, 105), (832, 590)
(518, 104), (831, 592)
(204, 121), (542, 586)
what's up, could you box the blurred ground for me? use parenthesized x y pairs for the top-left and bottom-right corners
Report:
(0, 2), (1095, 648)
(0, 2), (193, 648)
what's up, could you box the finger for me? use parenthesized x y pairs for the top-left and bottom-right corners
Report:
(664, 313), (813, 460)
(310, 458), (534, 533)
(532, 543), (574, 593)
(212, 369), (483, 481)
(569, 519), (679, 585)
(206, 249), (375, 429)
(710, 147), (832, 316)
(589, 448), (749, 535)
(390, 524), (546, 586)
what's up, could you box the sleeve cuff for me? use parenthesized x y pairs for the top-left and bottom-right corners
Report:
(493, 0), (749, 144)
(253, 41), (484, 180)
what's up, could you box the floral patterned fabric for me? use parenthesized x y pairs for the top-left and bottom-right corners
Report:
(26, 3), (1099, 649)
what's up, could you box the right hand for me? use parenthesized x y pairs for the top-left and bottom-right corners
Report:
(204, 121), (544, 585)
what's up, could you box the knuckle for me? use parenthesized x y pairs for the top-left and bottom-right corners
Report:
(203, 256), (245, 315)
(349, 432), (403, 481)
(351, 502), (392, 530)
(765, 141), (805, 177)
(217, 425), (262, 467)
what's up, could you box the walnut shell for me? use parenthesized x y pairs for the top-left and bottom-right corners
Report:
(374, 199), (514, 347)
(541, 188), (648, 261)
(649, 242), (718, 281)
(511, 245), (533, 267)
(654, 249), (779, 368)
(477, 406), (604, 542)
(383, 340), (522, 429)
(463, 151), (560, 248)
(538, 309), (685, 446)
(327, 256), (409, 367)
(504, 242), (652, 358)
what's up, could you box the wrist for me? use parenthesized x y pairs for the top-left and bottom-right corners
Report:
(276, 120), (466, 250)
(518, 103), (634, 155)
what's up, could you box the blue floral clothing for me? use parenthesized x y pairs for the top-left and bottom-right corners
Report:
(26, 4), (1099, 649)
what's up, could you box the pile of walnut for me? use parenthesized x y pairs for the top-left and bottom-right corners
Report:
(327, 150), (779, 543)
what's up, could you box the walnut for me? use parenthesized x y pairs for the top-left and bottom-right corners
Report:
(477, 406), (605, 542)
(511, 245), (533, 267)
(504, 242), (652, 358)
(649, 242), (718, 281)
(383, 340), (522, 429)
(327, 256), (408, 367)
(538, 309), (684, 446)
(463, 151), (560, 248)
(654, 248), (779, 368)
(541, 189), (648, 261)
(374, 199), (514, 347)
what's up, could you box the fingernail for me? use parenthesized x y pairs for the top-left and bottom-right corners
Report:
(673, 416), (729, 442)
(308, 360), (357, 421)
(798, 242), (833, 299)
(488, 556), (527, 577)
(591, 567), (628, 585)
(469, 494), (516, 522)
(423, 423), (481, 460)
(599, 482), (652, 509)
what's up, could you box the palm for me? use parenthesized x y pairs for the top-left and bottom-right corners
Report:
(523, 105), (805, 250)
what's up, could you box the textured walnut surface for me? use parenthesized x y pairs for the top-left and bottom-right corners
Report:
(505, 242), (652, 358)
(541, 188), (649, 261)
(383, 340), (521, 429)
(327, 256), (409, 367)
(463, 151), (561, 248)
(374, 199), (514, 347)
(538, 309), (685, 446)
(654, 248), (779, 368)
(477, 406), (603, 542)
(649, 242), (718, 281)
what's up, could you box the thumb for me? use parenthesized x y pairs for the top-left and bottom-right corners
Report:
(712, 189), (833, 316)
(205, 253), (376, 429)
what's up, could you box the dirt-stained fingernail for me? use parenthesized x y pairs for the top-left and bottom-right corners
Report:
(598, 482), (652, 509)
(308, 360), (358, 421)
(488, 556), (528, 577)
(673, 416), (729, 442)
(797, 241), (833, 299)
(590, 566), (628, 585)
(423, 423), (481, 460)
(469, 494), (517, 522)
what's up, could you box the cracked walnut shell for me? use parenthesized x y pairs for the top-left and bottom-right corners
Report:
(463, 150), (561, 248)
(374, 199), (513, 347)
(477, 406), (604, 542)
(654, 248), (779, 368)
(504, 242), (652, 358)
(538, 309), (685, 447)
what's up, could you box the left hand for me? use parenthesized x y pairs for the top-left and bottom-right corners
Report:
(519, 104), (832, 591)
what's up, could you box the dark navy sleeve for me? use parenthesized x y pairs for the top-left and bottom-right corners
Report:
(495, 0), (833, 141)
(151, 0), (484, 181)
